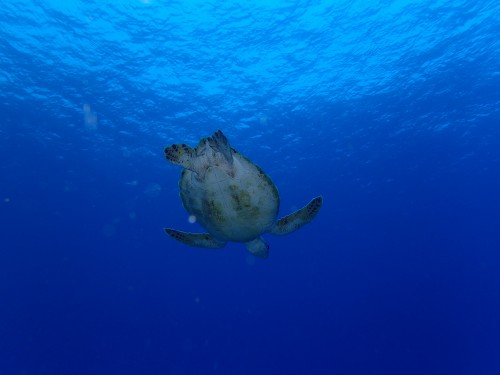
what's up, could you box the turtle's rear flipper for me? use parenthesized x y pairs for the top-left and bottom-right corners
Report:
(245, 237), (269, 259)
(269, 196), (323, 236)
(165, 228), (226, 248)
(164, 144), (196, 171)
(209, 130), (233, 163)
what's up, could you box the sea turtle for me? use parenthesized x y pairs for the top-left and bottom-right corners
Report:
(164, 130), (323, 258)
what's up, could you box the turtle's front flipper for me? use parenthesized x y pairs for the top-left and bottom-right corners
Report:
(165, 228), (226, 248)
(269, 196), (323, 236)
(245, 237), (269, 259)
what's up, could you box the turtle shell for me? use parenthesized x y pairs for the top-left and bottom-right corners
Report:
(179, 150), (279, 243)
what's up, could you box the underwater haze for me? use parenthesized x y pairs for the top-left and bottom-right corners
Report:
(1, 0), (499, 374)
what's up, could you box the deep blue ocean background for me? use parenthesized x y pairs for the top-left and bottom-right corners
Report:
(1, 1), (499, 374)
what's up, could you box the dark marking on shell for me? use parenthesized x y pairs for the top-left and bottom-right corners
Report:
(229, 184), (252, 211)
(202, 199), (225, 225)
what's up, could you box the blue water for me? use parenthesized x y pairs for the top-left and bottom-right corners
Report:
(1, 1), (499, 374)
